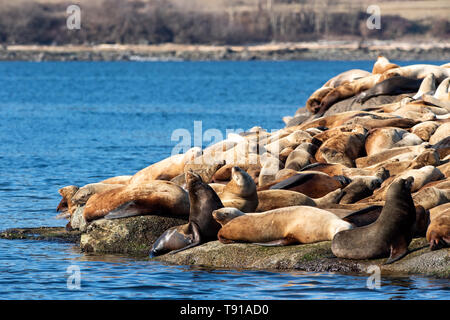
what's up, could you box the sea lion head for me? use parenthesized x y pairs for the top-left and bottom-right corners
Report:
(212, 207), (245, 226)
(230, 166), (256, 197)
(185, 169), (203, 190)
(56, 185), (79, 215)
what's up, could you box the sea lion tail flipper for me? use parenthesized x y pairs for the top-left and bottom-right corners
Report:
(104, 201), (147, 219)
(384, 237), (409, 265)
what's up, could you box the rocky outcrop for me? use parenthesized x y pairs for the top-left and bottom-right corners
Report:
(1, 224), (448, 278)
(154, 238), (449, 278)
(80, 215), (187, 255)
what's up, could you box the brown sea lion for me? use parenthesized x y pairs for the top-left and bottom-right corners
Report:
(150, 170), (224, 257)
(217, 167), (258, 212)
(371, 56), (399, 75)
(412, 186), (450, 210)
(356, 144), (430, 168)
(263, 172), (349, 198)
(429, 122), (450, 145)
(317, 74), (382, 114)
(426, 207), (450, 250)
(71, 183), (124, 206)
(412, 73), (436, 100)
(213, 206), (353, 246)
(331, 177), (416, 264)
(315, 130), (366, 167)
(339, 168), (390, 204)
(100, 175), (132, 185)
(128, 147), (201, 185)
(256, 188), (343, 212)
(55, 185), (79, 219)
(83, 180), (190, 221)
(434, 77), (450, 101)
(305, 69), (372, 113)
(365, 127), (423, 157)
(411, 121), (440, 142)
(381, 64), (450, 83)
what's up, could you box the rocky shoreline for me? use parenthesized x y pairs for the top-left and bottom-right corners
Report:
(1, 226), (448, 278)
(2, 42), (450, 61)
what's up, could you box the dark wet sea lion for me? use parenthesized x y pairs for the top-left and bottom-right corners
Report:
(341, 205), (429, 237)
(150, 170), (223, 257)
(331, 177), (416, 264)
(356, 76), (422, 104)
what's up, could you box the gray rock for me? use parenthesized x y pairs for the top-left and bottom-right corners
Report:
(80, 215), (187, 255)
(70, 205), (88, 232)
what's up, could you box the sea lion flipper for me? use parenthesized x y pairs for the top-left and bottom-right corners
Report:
(269, 174), (314, 190)
(104, 201), (147, 220)
(385, 237), (409, 265)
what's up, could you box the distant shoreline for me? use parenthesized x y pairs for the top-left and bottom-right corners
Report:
(1, 41), (450, 61)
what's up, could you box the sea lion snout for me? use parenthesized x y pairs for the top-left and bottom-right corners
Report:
(403, 176), (414, 190)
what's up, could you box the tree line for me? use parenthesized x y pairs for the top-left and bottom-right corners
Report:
(0, 0), (447, 45)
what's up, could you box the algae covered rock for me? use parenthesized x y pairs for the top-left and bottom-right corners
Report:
(154, 238), (450, 278)
(80, 215), (187, 255)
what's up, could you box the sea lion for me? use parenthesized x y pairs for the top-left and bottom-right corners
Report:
(429, 122), (450, 145)
(331, 177), (416, 264)
(71, 183), (124, 206)
(412, 73), (436, 100)
(150, 170), (223, 256)
(355, 76), (422, 105)
(213, 206), (353, 245)
(55, 185), (79, 219)
(284, 149), (314, 171)
(434, 77), (450, 101)
(426, 207), (450, 250)
(410, 121), (440, 141)
(264, 172), (349, 198)
(412, 186), (450, 210)
(371, 56), (399, 75)
(359, 165), (444, 203)
(83, 180), (190, 221)
(306, 69), (372, 113)
(339, 168), (390, 204)
(381, 64), (450, 83)
(355, 144), (430, 168)
(100, 175), (132, 185)
(217, 166), (258, 212)
(128, 147), (201, 185)
(256, 188), (343, 212)
(315, 130), (366, 167)
(341, 205), (429, 238)
(317, 74), (382, 114)
(364, 127), (423, 157)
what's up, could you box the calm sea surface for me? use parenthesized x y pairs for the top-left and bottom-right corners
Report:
(0, 61), (448, 299)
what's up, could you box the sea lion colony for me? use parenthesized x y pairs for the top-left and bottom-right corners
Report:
(56, 57), (450, 264)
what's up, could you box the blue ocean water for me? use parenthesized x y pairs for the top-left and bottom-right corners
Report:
(0, 61), (448, 299)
